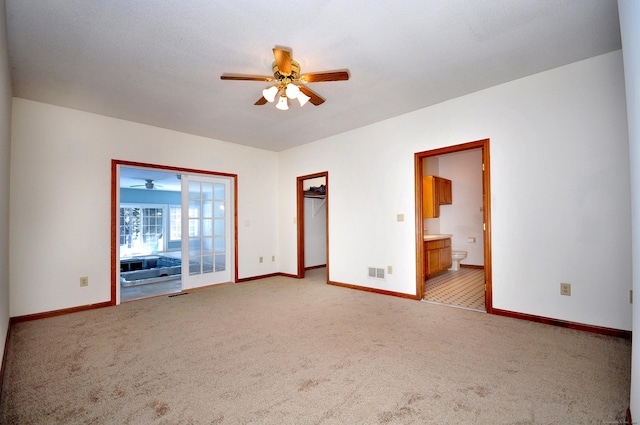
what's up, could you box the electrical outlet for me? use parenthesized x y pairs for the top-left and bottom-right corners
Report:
(272, 256), (275, 262)
(630, 290), (633, 304)
(80, 276), (88, 287)
(560, 283), (571, 296)
(259, 257), (263, 263)
(387, 265), (393, 274)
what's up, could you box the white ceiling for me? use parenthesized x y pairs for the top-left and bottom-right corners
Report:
(5, 1), (621, 152)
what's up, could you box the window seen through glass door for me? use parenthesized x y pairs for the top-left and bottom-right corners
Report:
(188, 181), (226, 275)
(120, 205), (165, 255)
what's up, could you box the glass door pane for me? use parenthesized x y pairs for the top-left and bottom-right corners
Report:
(182, 175), (231, 289)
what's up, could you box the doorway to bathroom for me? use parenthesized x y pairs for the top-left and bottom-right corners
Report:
(414, 139), (492, 312)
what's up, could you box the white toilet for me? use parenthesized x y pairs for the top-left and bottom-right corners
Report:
(449, 250), (467, 271)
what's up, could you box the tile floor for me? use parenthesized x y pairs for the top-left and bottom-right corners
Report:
(423, 267), (486, 311)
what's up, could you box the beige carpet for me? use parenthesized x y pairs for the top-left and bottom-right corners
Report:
(0, 268), (631, 424)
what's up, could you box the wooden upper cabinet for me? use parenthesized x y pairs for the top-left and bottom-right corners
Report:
(423, 176), (452, 218)
(423, 176), (439, 218)
(439, 178), (452, 204)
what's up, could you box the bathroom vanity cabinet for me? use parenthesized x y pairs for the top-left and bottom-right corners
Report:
(424, 237), (452, 278)
(423, 176), (452, 218)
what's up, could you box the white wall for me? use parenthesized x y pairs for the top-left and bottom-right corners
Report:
(9, 99), (279, 317)
(6, 50), (631, 334)
(439, 149), (484, 266)
(0, 0), (12, 365)
(618, 0), (640, 418)
(304, 197), (326, 268)
(279, 51), (631, 331)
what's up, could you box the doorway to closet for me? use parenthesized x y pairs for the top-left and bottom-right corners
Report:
(296, 172), (328, 280)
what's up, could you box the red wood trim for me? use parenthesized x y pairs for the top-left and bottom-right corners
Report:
(492, 308), (631, 339)
(237, 270), (327, 283)
(325, 174), (330, 281)
(111, 160), (240, 301)
(114, 160), (238, 179)
(460, 264), (484, 269)
(482, 140), (493, 313)
(236, 273), (282, 282)
(329, 280), (420, 300)
(240, 272), (296, 281)
(110, 160), (118, 305)
(232, 174), (239, 283)
(414, 153), (425, 299)
(0, 323), (10, 404)
(296, 177), (305, 278)
(305, 264), (326, 271)
(417, 139), (489, 157)
(10, 302), (113, 324)
(627, 407), (632, 425)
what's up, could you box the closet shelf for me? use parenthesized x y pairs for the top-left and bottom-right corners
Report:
(303, 190), (326, 199)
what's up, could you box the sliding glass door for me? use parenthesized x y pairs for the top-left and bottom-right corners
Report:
(116, 163), (236, 302)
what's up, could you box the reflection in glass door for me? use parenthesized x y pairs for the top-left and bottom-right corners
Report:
(181, 175), (231, 289)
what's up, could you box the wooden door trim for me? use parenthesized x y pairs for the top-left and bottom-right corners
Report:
(111, 160), (239, 304)
(296, 172), (329, 279)
(414, 139), (492, 312)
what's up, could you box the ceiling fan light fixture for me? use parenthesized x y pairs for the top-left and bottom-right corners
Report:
(297, 91), (311, 107)
(262, 85), (279, 102)
(221, 47), (348, 109)
(276, 95), (289, 110)
(285, 83), (300, 99)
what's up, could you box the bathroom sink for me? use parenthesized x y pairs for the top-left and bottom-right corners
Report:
(423, 234), (452, 241)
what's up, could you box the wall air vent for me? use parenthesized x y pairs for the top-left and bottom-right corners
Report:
(368, 267), (385, 279)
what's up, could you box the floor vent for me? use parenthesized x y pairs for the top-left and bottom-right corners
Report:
(368, 267), (385, 279)
(168, 292), (189, 298)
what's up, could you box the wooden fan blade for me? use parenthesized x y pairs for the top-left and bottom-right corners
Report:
(254, 96), (268, 105)
(300, 71), (350, 83)
(220, 74), (274, 82)
(299, 85), (325, 106)
(273, 48), (291, 75)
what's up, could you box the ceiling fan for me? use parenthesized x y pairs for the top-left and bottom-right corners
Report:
(130, 179), (163, 190)
(220, 47), (349, 110)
